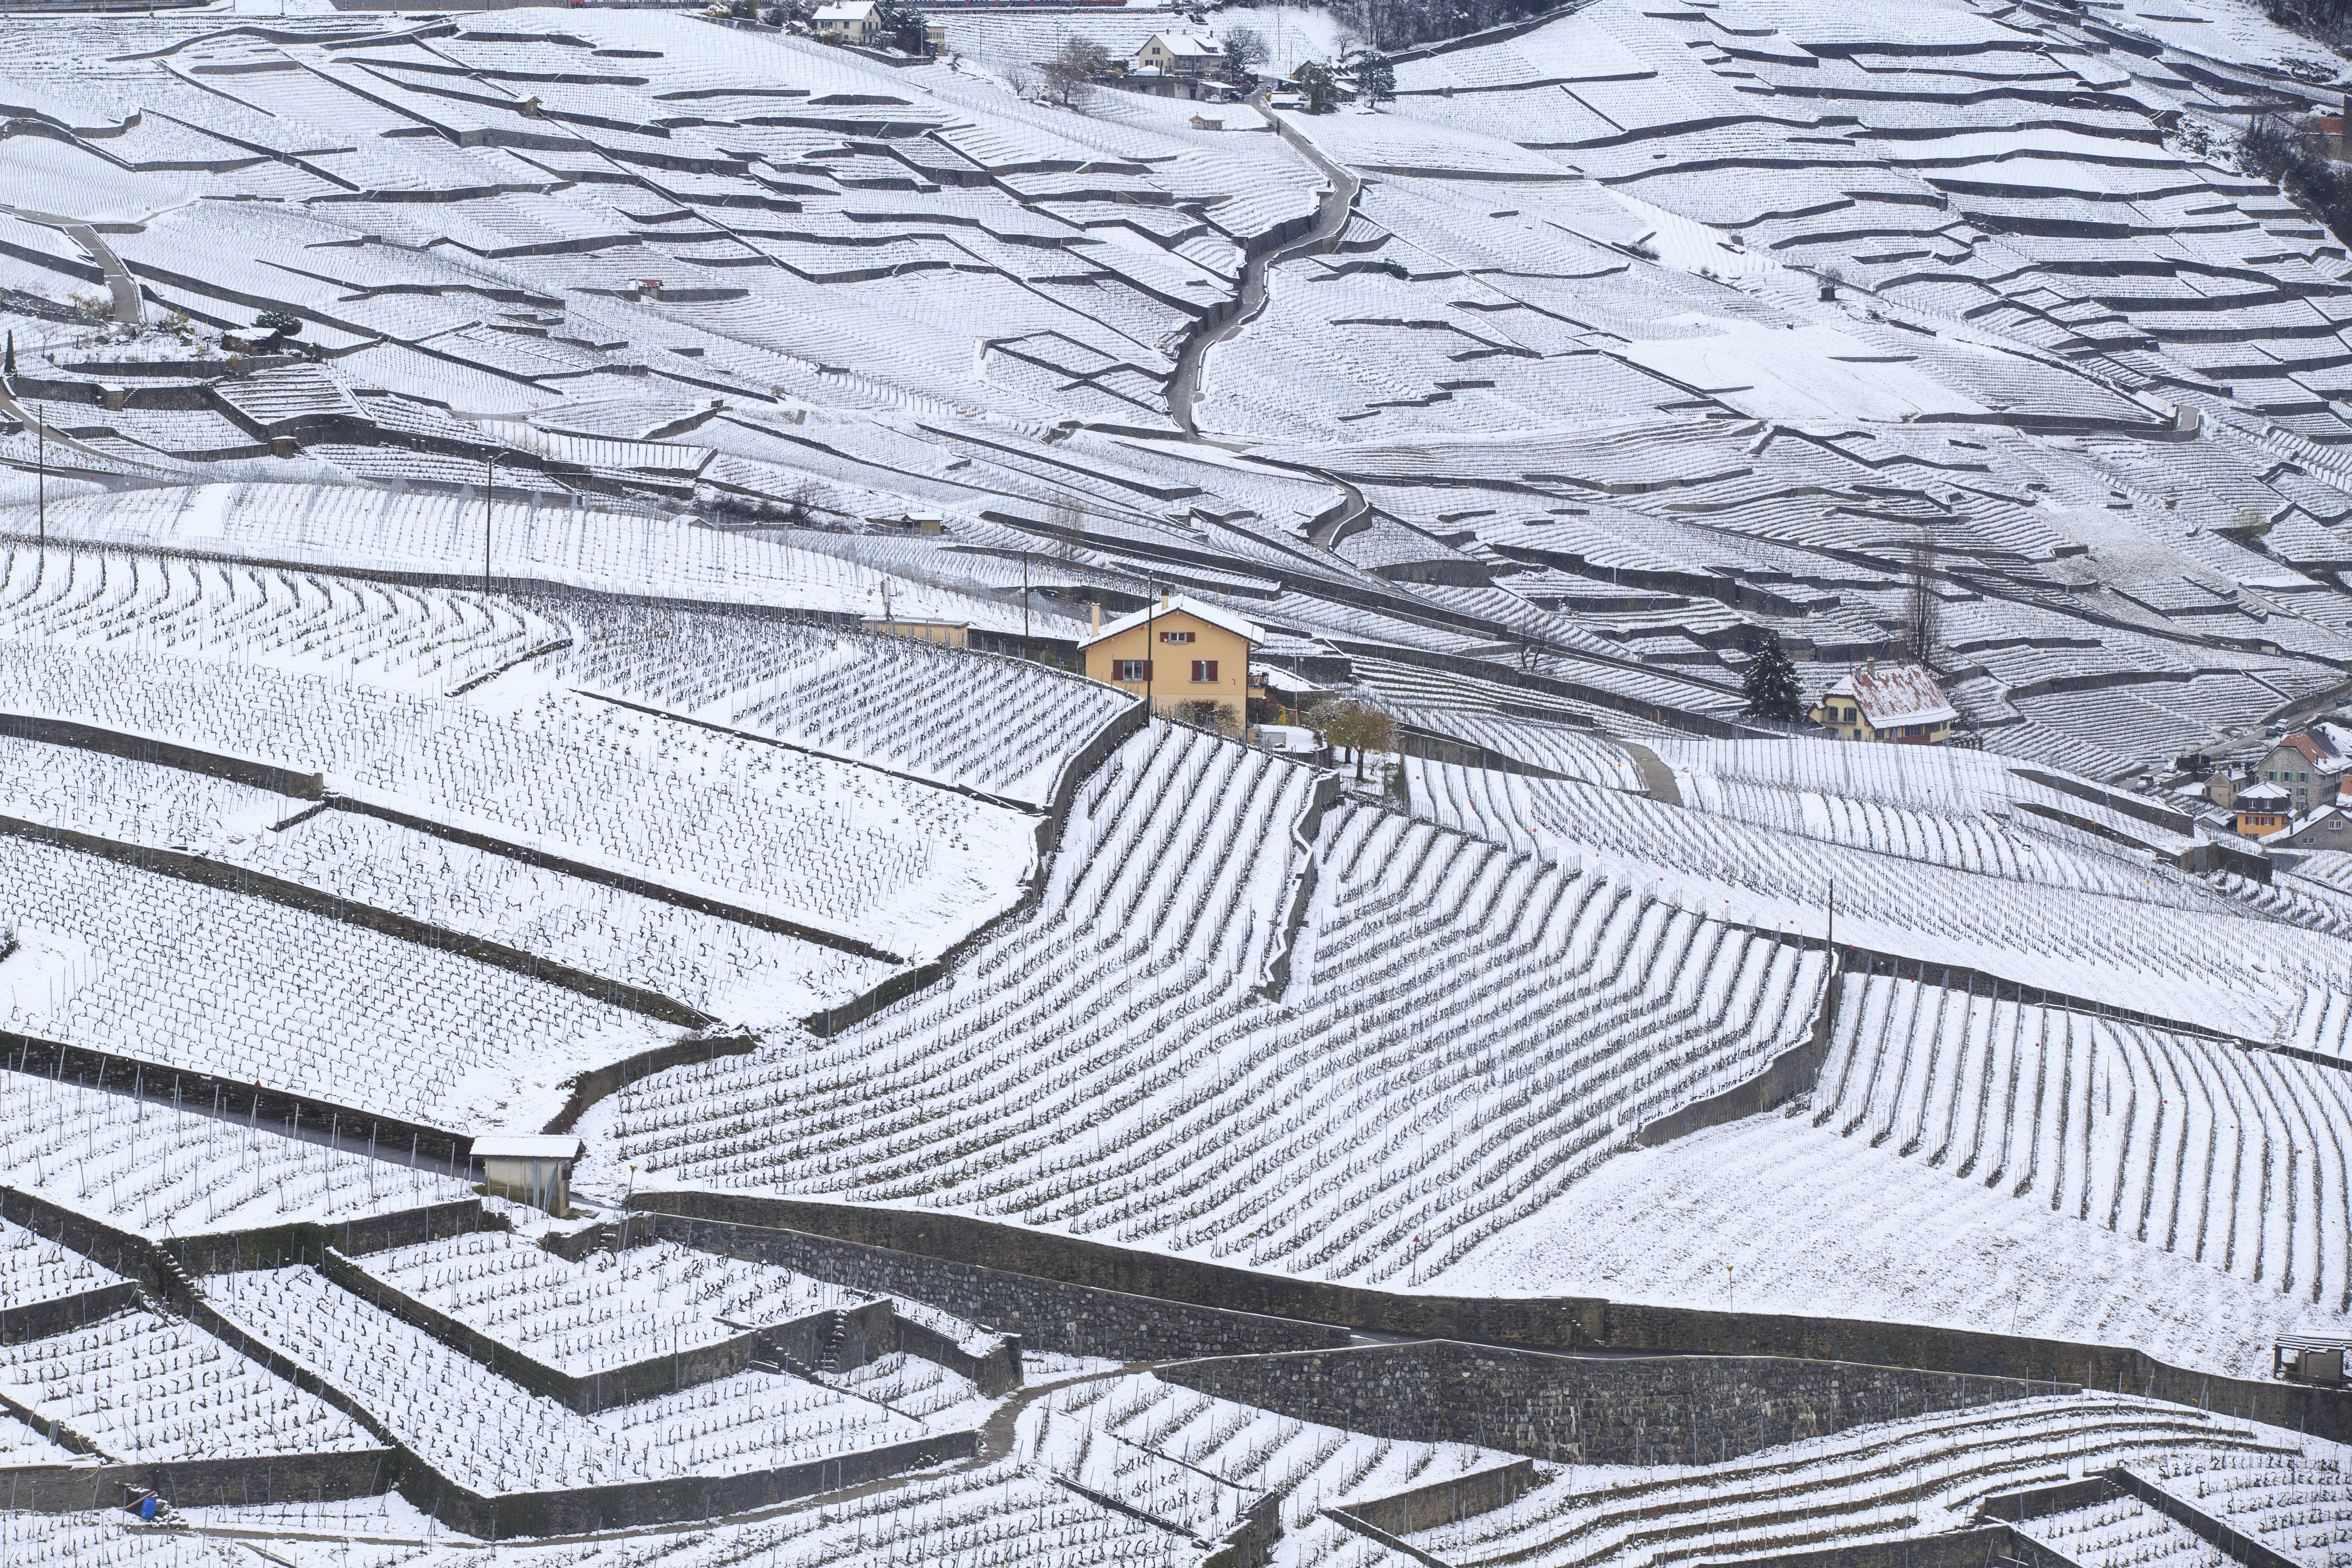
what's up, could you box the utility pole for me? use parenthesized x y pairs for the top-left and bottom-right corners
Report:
(1144, 577), (1157, 716)
(1021, 550), (1030, 662)
(36, 411), (44, 549)
(483, 451), (506, 595)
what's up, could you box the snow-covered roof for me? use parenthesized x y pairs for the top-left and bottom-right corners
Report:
(1820, 661), (1956, 729)
(2273, 728), (2350, 774)
(1252, 662), (1326, 693)
(473, 1134), (586, 1162)
(813, 1), (877, 21)
(1142, 32), (1224, 56)
(2237, 780), (2291, 806)
(1081, 594), (1264, 650)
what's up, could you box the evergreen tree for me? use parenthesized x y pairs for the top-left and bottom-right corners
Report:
(1742, 630), (1804, 723)
(1294, 60), (1339, 113)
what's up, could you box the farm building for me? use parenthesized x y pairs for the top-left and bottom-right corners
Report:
(1081, 593), (1261, 731)
(2234, 780), (2292, 837)
(473, 1133), (584, 1215)
(1808, 661), (1955, 745)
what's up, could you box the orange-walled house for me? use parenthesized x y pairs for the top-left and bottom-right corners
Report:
(1081, 593), (1262, 732)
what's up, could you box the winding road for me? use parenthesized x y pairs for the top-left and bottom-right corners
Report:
(1160, 93), (1370, 542)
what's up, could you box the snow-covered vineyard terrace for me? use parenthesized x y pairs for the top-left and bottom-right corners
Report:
(14, 0), (2352, 1562)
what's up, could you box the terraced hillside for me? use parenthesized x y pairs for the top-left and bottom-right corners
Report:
(7, 0), (2352, 770)
(13, 3), (2352, 1566)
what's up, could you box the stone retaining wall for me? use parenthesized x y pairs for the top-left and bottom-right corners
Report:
(890, 1312), (1022, 1398)
(644, 1207), (1350, 1360)
(0, 813), (716, 1029)
(2, 1177), (500, 1305)
(0, 712), (322, 798)
(0, 1282), (140, 1345)
(411, 1429), (977, 1539)
(5, 1029), (476, 1177)
(319, 1247), (884, 1412)
(1158, 1342), (2055, 1466)
(182, 1280), (971, 1537)
(0, 1450), (397, 1514)
(1335, 1457), (1536, 1536)
(2113, 1465), (2299, 1568)
(634, 1190), (2352, 1441)
(1691, 1524), (2025, 1568)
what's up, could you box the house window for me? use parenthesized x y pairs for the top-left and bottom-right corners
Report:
(1160, 630), (1194, 644)
(1113, 660), (1151, 682)
(1191, 660), (1219, 684)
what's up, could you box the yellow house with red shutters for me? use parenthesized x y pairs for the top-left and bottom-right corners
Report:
(1081, 593), (1262, 732)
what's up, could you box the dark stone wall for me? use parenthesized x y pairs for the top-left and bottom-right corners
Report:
(5, 1028), (476, 1175)
(634, 1191), (2352, 1442)
(180, 1280), (974, 1538)
(890, 1311), (1022, 1398)
(0, 814), (716, 1029)
(1711, 1524), (2028, 1568)
(111, 1449), (400, 1513)
(1157, 1342), (2056, 1466)
(330, 790), (902, 965)
(0, 1282), (140, 1345)
(171, 1200), (504, 1275)
(2112, 1465), (2301, 1568)
(0, 712), (323, 799)
(752, 1297), (893, 1381)
(318, 1247), (887, 1413)
(645, 1208), (1350, 1360)
(631, 1190), (1573, 1348)
(1335, 1457), (1535, 1536)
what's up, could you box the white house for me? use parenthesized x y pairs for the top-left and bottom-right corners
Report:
(1133, 33), (1224, 76)
(813, 0), (883, 45)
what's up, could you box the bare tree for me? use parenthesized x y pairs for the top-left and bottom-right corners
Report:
(1175, 698), (1229, 732)
(1901, 537), (1940, 667)
(1222, 25), (1267, 83)
(1038, 36), (1110, 108)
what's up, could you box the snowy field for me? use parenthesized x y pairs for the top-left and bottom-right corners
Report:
(9, 0), (2352, 1560)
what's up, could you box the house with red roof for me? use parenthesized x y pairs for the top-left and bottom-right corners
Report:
(1807, 660), (1956, 745)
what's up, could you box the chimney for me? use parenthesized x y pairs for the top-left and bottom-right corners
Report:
(1161, 590), (1171, 610)
(1091, 602), (1101, 635)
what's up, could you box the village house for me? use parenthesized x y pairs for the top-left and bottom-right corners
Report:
(2273, 802), (2352, 851)
(2234, 780), (2292, 838)
(812, 0), (883, 45)
(1133, 32), (1225, 76)
(1081, 592), (1261, 732)
(1807, 660), (1956, 745)
(2254, 727), (2348, 815)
